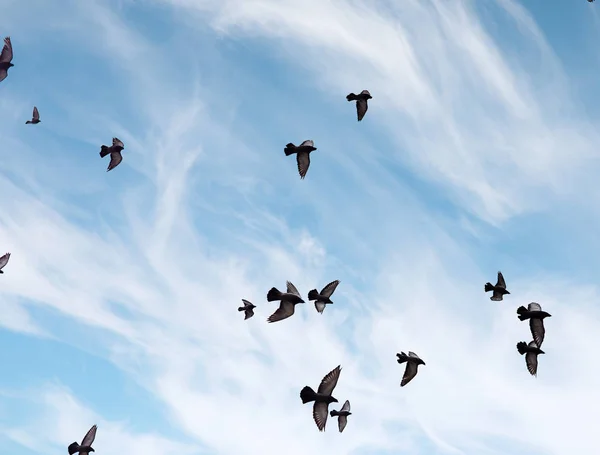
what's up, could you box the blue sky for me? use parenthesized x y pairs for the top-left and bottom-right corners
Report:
(1, 0), (600, 454)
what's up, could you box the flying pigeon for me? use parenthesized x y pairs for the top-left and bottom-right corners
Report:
(26, 106), (40, 124)
(0, 37), (14, 83)
(99, 137), (125, 172)
(284, 140), (317, 179)
(300, 365), (341, 432)
(68, 424), (97, 455)
(517, 302), (551, 348)
(330, 399), (351, 433)
(238, 299), (256, 320)
(484, 271), (510, 301)
(396, 351), (425, 387)
(266, 281), (305, 323)
(308, 279), (340, 314)
(346, 90), (372, 121)
(516, 341), (544, 376)
(0, 252), (11, 273)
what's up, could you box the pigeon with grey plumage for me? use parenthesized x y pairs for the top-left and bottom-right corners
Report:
(68, 424), (97, 455)
(517, 302), (551, 348)
(0, 37), (13, 83)
(396, 351), (425, 387)
(266, 281), (305, 323)
(346, 90), (372, 121)
(0, 252), (10, 274)
(99, 137), (125, 172)
(308, 279), (340, 314)
(300, 365), (341, 432)
(516, 341), (544, 376)
(284, 140), (316, 179)
(26, 106), (40, 124)
(330, 399), (351, 433)
(484, 271), (510, 301)
(238, 299), (256, 320)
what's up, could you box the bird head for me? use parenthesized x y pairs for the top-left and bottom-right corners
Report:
(8, 63), (14, 68)
(418, 359), (426, 366)
(347, 412), (352, 416)
(331, 397), (339, 403)
(538, 349), (545, 355)
(542, 311), (552, 318)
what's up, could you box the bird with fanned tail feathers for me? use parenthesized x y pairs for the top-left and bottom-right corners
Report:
(484, 271), (510, 301)
(330, 399), (351, 433)
(99, 137), (125, 172)
(346, 90), (372, 121)
(517, 302), (551, 348)
(68, 424), (97, 455)
(284, 140), (317, 179)
(266, 281), (305, 323)
(238, 299), (256, 320)
(517, 341), (544, 376)
(396, 351), (425, 387)
(308, 279), (340, 314)
(300, 365), (342, 432)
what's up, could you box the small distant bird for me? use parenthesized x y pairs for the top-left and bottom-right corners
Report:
(99, 137), (125, 172)
(330, 399), (351, 433)
(0, 252), (11, 274)
(266, 281), (305, 323)
(589, 0), (595, 3)
(0, 37), (13, 83)
(396, 351), (425, 387)
(284, 140), (317, 179)
(516, 341), (544, 376)
(346, 90), (372, 121)
(308, 279), (340, 314)
(484, 271), (510, 301)
(26, 106), (40, 124)
(238, 299), (256, 320)
(68, 424), (97, 455)
(300, 365), (341, 432)
(517, 302), (551, 348)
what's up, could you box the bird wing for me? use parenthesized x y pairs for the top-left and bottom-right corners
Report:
(340, 399), (350, 412)
(496, 271), (506, 289)
(0, 37), (12, 63)
(0, 69), (7, 83)
(296, 152), (310, 179)
(317, 365), (341, 395)
(338, 414), (348, 433)
(107, 151), (123, 171)
(401, 362), (418, 387)
(525, 351), (538, 376)
(286, 281), (300, 297)
(313, 402), (329, 431)
(360, 89), (371, 96)
(300, 140), (314, 148)
(267, 300), (295, 323)
(0, 252), (10, 270)
(356, 99), (368, 121)
(407, 351), (421, 360)
(528, 302), (542, 312)
(241, 299), (253, 308)
(320, 279), (340, 298)
(33, 106), (39, 120)
(530, 318), (545, 348)
(244, 308), (254, 320)
(315, 301), (326, 314)
(112, 137), (124, 148)
(81, 425), (97, 446)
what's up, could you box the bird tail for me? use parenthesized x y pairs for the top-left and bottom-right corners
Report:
(346, 93), (358, 101)
(267, 287), (283, 301)
(100, 145), (110, 158)
(307, 289), (320, 301)
(396, 352), (408, 364)
(516, 342), (528, 355)
(284, 144), (296, 156)
(68, 443), (80, 455)
(484, 282), (494, 293)
(330, 410), (339, 417)
(516, 306), (528, 320)
(237, 307), (245, 312)
(300, 386), (317, 404)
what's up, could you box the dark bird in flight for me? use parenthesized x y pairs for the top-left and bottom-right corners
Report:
(266, 281), (305, 323)
(0, 252), (11, 274)
(26, 106), (40, 124)
(484, 271), (510, 301)
(588, 0), (595, 3)
(396, 351), (425, 387)
(308, 279), (341, 314)
(99, 137), (125, 172)
(68, 424), (97, 455)
(516, 341), (544, 376)
(284, 140), (316, 179)
(330, 399), (351, 433)
(238, 299), (256, 320)
(0, 37), (13, 83)
(346, 90), (372, 121)
(517, 302), (551, 348)
(300, 365), (341, 432)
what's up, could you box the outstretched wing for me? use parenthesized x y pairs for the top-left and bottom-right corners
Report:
(296, 152), (310, 179)
(338, 414), (348, 433)
(107, 151), (123, 171)
(528, 302), (542, 312)
(340, 399), (350, 412)
(313, 402), (328, 431)
(401, 362), (418, 387)
(286, 281), (300, 297)
(496, 271), (506, 289)
(356, 99), (368, 121)
(317, 365), (341, 395)
(0, 37), (13, 64)
(32, 106), (39, 121)
(112, 137), (124, 148)
(244, 308), (254, 320)
(525, 351), (538, 376)
(267, 301), (295, 323)
(320, 280), (340, 298)
(315, 301), (326, 314)
(81, 425), (97, 446)
(299, 140), (314, 148)
(530, 318), (546, 348)
(0, 252), (10, 270)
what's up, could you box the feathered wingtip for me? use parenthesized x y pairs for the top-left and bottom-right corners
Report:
(267, 287), (283, 301)
(68, 443), (80, 455)
(396, 352), (408, 364)
(516, 342), (528, 355)
(99, 145), (110, 158)
(484, 282), (494, 292)
(346, 93), (358, 101)
(307, 289), (320, 301)
(300, 386), (317, 404)
(516, 306), (528, 320)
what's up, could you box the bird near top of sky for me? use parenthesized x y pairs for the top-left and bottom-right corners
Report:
(2, 0), (600, 454)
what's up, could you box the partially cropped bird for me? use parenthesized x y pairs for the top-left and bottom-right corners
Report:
(516, 341), (544, 376)
(396, 351), (425, 387)
(238, 299), (256, 320)
(99, 137), (125, 172)
(300, 365), (341, 432)
(330, 399), (351, 433)
(26, 106), (40, 124)
(308, 279), (340, 314)
(517, 302), (551, 348)
(484, 271), (510, 301)
(284, 140), (317, 179)
(68, 424), (97, 455)
(266, 281), (305, 323)
(0, 252), (11, 274)
(346, 90), (372, 121)
(0, 37), (14, 83)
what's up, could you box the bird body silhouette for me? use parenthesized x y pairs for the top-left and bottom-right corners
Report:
(517, 302), (551, 347)
(0, 252), (11, 274)
(238, 299), (256, 320)
(68, 424), (97, 455)
(26, 106), (40, 124)
(517, 341), (544, 376)
(300, 365), (341, 431)
(284, 140), (316, 179)
(396, 351), (425, 386)
(0, 37), (14, 83)
(266, 281), (305, 323)
(100, 137), (125, 171)
(484, 271), (510, 301)
(330, 399), (351, 433)
(346, 90), (372, 121)
(308, 279), (340, 314)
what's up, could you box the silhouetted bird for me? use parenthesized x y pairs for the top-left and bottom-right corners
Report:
(517, 302), (551, 348)
(238, 299), (256, 320)
(516, 341), (544, 376)
(99, 137), (124, 172)
(589, 0), (595, 3)
(26, 106), (40, 124)
(266, 281), (305, 323)
(0, 37), (13, 83)
(396, 351), (425, 387)
(330, 399), (351, 433)
(346, 90), (372, 121)
(68, 424), (97, 455)
(484, 271), (510, 301)
(308, 279), (340, 314)
(300, 365), (341, 432)
(0, 252), (10, 274)
(284, 140), (316, 179)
